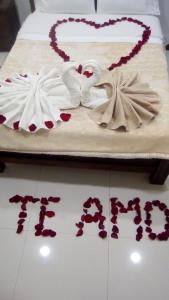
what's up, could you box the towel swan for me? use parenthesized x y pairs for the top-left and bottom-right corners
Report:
(48, 62), (81, 109)
(0, 63), (81, 132)
(81, 60), (109, 108)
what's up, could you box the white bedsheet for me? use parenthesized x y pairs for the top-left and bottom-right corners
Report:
(18, 11), (164, 44)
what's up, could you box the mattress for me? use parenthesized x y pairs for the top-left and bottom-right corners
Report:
(0, 13), (169, 159)
(18, 11), (164, 44)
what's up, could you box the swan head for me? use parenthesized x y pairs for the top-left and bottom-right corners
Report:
(82, 59), (103, 78)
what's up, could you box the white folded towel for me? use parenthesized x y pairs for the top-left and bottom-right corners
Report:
(0, 60), (109, 133)
(0, 64), (81, 132)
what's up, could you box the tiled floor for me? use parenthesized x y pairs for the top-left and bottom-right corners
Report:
(0, 164), (169, 300)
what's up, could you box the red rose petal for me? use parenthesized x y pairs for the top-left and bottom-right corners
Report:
(35, 230), (42, 236)
(146, 227), (152, 233)
(137, 226), (143, 233)
(136, 233), (143, 241)
(19, 212), (27, 218)
(110, 198), (118, 204)
(41, 205), (46, 212)
(60, 113), (71, 122)
(145, 220), (152, 226)
(32, 198), (40, 203)
(99, 215), (106, 222)
(48, 197), (60, 203)
(93, 214), (99, 223)
(13, 121), (20, 130)
(165, 209), (169, 216)
(35, 224), (44, 231)
(50, 230), (56, 237)
(0, 115), (6, 124)
(24, 196), (34, 202)
(21, 198), (28, 204)
(17, 225), (23, 234)
(111, 232), (118, 239)
(41, 198), (48, 205)
(120, 207), (128, 213)
(45, 121), (54, 129)
(9, 195), (23, 203)
(46, 211), (55, 218)
(128, 200), (133, 207)
(111, 216), (117, 224)
(42, 229), (51, 237)
(145, 202), (153, 212)
(99, 223), (105, 230)
(76, 229), (83, 237)
(81, 214), (85, 222)
(158, 231), (169, 241)
(83, 202), (91, 209)
(99, 230), (107, 239)
(165, 224), (169, 230)
(116, 201), (123, 208)
(111, 206), (118, 215)
(146, 213), (151, 220)
(76, 222), (84, 229)
(152, 200), (160, 206)
(149, 233), (156, 240)
(159, 203), (167, 211)
(29, 124), (37, 132)
(133, 197), (140, 204)
(84, 214), (93, 223)
(134, 216), (141, 225)
(112, 225), (119, 233)
(83, 71), (93, 78)
(21, 203), (27, 211)
(17, 219), (25, 225)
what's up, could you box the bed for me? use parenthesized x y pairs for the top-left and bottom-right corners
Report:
(0, 0), (169, 185)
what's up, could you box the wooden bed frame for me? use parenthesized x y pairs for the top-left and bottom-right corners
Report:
(0, 0), (169, 185)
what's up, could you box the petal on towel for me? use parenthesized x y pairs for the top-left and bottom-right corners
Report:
(90, 70), (161, 131)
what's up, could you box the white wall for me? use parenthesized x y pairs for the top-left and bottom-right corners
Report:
(15, 0), (31, 24)
(159, 0), (169, 43)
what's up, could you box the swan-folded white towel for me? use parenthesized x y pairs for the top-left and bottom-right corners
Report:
(0, 65), (81, 132)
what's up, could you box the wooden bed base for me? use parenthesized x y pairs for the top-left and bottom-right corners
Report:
(1, 1), (165, 185)
(0, 151), (169, 185)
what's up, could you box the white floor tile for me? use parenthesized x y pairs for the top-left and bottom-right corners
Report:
(14, 233), (108, 300)
(108, 238), (169, 300)
(0, 164), (42, 230)
(28, 166), (110, 237)
(0, 229), (27, 300)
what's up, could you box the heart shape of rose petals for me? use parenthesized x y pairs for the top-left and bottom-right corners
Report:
(49, 17), (151, 71)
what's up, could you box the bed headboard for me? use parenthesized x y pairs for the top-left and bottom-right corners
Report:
(30, 0), (97, 12)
